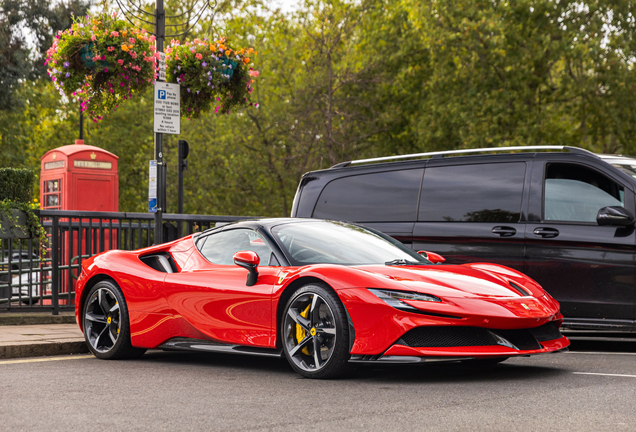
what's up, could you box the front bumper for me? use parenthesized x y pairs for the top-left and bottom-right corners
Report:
(350, 336), (570, 363)
(338, 287), (566, 355)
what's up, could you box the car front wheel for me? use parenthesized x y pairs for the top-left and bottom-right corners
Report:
(282, 283), (351, 379)
(82, 280), (146, 360)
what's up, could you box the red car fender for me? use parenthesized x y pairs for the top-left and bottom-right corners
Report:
(75, 250), (171, 332)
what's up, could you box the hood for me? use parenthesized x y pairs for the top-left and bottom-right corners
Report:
(352, 263), (543, 299)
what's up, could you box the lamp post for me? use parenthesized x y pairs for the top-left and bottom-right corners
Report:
(79, 99), (84, 141)
(154, 0), (165, 244)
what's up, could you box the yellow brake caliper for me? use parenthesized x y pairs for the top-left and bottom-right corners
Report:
(295, 304), (311, 355)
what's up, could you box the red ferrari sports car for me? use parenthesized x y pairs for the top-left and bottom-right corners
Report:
(76, 218), (569, 378)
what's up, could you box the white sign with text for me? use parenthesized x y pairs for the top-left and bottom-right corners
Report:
(153, 82), (180, 135)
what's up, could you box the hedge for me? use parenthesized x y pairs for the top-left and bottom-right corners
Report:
(0, 168), (36, 203)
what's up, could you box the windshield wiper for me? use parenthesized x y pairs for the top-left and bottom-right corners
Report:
(384, 259), (426, 266)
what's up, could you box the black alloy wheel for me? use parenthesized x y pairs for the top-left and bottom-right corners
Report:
(282, 283), (351, 379)
(82, 280), (146, 360)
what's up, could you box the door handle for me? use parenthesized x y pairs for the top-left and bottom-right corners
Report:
(533, 227), (559, 238)
(491, 226), (517, 237)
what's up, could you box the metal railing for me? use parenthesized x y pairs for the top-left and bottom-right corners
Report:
(0, 210), (254, 314)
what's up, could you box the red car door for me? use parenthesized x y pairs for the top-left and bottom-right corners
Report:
(163, 228), (280, 348)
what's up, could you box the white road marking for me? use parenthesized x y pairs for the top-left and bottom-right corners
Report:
(0, 355), (94, 365)
(573, 372), (636, 378)
(566, 351), (636, 356)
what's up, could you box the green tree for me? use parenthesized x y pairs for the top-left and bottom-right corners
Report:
(401, 0), (636, 153)
(0, 0), (91, 110)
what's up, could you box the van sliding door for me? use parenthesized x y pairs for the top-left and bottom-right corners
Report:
(413, 160), (529, 272)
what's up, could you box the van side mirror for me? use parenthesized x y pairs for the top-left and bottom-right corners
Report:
(418, 250), (446, 264)
(597, 206), (635, 227)
(233, 250), (259, 286)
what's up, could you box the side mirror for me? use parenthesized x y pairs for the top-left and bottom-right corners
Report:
(233, 250), (260, 286)
(597, 206), (635, 227)
(418, 250), (446, 264)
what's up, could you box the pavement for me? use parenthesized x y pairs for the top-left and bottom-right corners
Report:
(0, 313), (88, 359)
(3, 346), (636, 431)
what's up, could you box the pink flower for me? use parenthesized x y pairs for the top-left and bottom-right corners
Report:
(195, 53), (202, 60)
(118, 59), (124, 65)
(110, 31), (119, 37)
(131, 52), (137, 59)
(108, 46), (115, 52)
(91, 35), (96, 41)
(248, 70), (259, 77)
(129, 38), (135, 44)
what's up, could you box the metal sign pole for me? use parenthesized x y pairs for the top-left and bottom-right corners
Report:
(154, 0), (165, 244)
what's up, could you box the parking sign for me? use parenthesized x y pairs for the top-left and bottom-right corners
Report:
(153, 82), (180, 134)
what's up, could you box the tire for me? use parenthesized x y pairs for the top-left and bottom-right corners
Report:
(281, 283), (351, 379)
(82, 280), (146, 360)
(21, 298), (39, 305)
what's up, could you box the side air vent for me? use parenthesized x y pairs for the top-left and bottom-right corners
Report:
(509, 281), (531, 296)
(139, 253), (177, 273)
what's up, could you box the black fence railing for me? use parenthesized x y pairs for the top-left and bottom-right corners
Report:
(0, 210), (253, 314)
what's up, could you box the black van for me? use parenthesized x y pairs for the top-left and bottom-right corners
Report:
(291, 146), (636, 333)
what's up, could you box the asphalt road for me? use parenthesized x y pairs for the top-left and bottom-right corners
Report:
(2, 340), (635, 432)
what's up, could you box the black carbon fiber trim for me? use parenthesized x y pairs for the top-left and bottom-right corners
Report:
(529, 322), (563, 342)
(396, 323), (561, 350)
(490, 329), (541, 350)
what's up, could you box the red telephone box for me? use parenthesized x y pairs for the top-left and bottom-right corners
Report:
(40, 140), (119, 211)
(40, 140), (120, 305)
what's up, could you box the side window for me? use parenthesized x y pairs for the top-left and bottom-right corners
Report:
(198, 229), (275, 266)
(312, 169), (423, 222)
(544, 163), (624, 223)
(419, 162), (526, 222)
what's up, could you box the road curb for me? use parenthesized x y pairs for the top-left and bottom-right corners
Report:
(0, 313), (76, 326)
(0, 340), (88, 359)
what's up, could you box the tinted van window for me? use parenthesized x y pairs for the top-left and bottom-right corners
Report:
(312, 169), (423, 222)
(544, 163), (624, 222)
(419, 162), (526, 222)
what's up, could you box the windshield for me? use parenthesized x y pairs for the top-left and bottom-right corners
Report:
(271, 221), (430, 266)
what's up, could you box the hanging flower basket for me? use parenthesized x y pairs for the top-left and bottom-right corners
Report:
(45, 12), (159, 122)
(165, 38), (259, 118)
(78, 43), (109, 69)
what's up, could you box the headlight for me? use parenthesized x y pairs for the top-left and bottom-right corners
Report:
(368, 288), (441, 313)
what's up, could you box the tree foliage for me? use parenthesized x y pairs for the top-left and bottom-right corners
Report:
(2, 0), (635, 216)
(0, 0), (91, 110)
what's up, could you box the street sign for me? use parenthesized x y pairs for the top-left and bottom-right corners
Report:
(148, 160), (157, 213)
(158, 52), (166, 81)
(153, 82), (180, 135)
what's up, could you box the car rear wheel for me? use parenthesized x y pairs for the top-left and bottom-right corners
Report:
(282, 283), (351, 379)
(83, 280), (146, 360)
